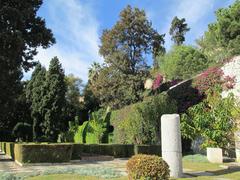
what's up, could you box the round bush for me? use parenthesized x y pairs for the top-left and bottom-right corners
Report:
(126, 154), (170, 180)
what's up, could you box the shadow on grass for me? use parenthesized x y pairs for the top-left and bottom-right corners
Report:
(182, 165), (240, 179)
(208, 166), (240, 176)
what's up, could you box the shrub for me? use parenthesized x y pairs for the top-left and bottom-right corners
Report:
(12, 122), (32, 142)
(167, 79), (204, 113)
(159, 45), (209, 80)
(74, 121), (89, 143)
(181, 91), (237, 149)
(74, 108), (111, 144)
(111, 93), (177, 144)
(127, 154), (170, 180)
(193, 66), (235, 93)
(14, 143), (73, 163)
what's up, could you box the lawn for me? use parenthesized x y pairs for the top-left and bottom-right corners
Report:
(27, 160), (240, 180)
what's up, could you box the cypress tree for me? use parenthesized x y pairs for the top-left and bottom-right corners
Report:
(42, 57), (66, 142)
(26, 64), (46, 141)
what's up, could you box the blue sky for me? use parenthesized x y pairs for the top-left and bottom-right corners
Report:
(27, 0), (235, 82)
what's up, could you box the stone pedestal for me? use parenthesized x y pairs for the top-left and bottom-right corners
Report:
(161, 114), (182, 178)
(207, 147), (223, 163)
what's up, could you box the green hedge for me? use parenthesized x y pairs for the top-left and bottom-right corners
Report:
(5, 142), (15, 159)
(1, 142), (6, 153)
(134, 145), (161, 156)
(0, 142), (162, 162)
(110, 93), (177, 144)
(71, 144), (160, 159)
(14, 143), (73, 163)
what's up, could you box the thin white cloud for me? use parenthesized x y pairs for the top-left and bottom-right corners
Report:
(25, 0), (103, 82)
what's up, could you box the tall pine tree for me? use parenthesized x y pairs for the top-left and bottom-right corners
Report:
(41, 57), (66, 142)
(169, 16), (190, 45)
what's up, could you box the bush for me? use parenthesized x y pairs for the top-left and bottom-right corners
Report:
(193, 66), (235, 94)
(111, 93), (177, 144)
(14, 143), (73, 164)
(167, 79), (204, 113)
(127, 154), (170, 180)
(159, 45), (208, 80)
(74, 108), (111, 144)
(181, 91), (237, 149)
(12, 122), (32, 142)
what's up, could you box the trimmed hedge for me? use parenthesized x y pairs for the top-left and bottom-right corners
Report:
(1, 142), (6, 153)
(72, 144), (135, 159)
(5, 142), (15, 159)
(0, 142), (162, 163)
(14, 143), (73, 163)
(134, 145), (161, 156)
(72, 144), (161, 159)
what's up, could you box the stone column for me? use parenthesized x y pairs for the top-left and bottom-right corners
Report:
(161, 114), (183, 178)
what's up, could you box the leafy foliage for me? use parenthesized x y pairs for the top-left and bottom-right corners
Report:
(181, 91), (237, 148)
(26, 64), (46, 141)
(159, 45), (208, 80)
(0, 0), (55, 135)
(127, 154), (170, 180)
(41, 57), (67, 142)
(89, 5), (165, 109)
(169, 16), (190, 45)
(111, 93), (177, 144)
(194, 66), (236, 94)
(74, 108), (111, 144)
(197, 0), (240, 63)
(12, 122), (32, 142)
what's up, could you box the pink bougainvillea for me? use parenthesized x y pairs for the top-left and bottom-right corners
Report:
(152, 74), (163, 90)
(194, 66), (235, 93)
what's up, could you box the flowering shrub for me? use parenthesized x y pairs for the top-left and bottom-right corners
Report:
(127, 154), (170, 180)
(194, 66), (235, 93)
(152, 74), (163, 90)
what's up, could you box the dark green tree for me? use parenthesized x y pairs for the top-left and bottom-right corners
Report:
(41, 57), (66, 142)
(90, 5), (165, 109)
(169, 16), (190, 45)
(26, 64), (46, 141)
(0, 0), (55, 135)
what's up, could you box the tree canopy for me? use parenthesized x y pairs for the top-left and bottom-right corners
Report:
(159, 45), (208, 80)
(197, 0), (240, 63)
(0, 0), (55, 138)
(90, 5), (165, 109)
